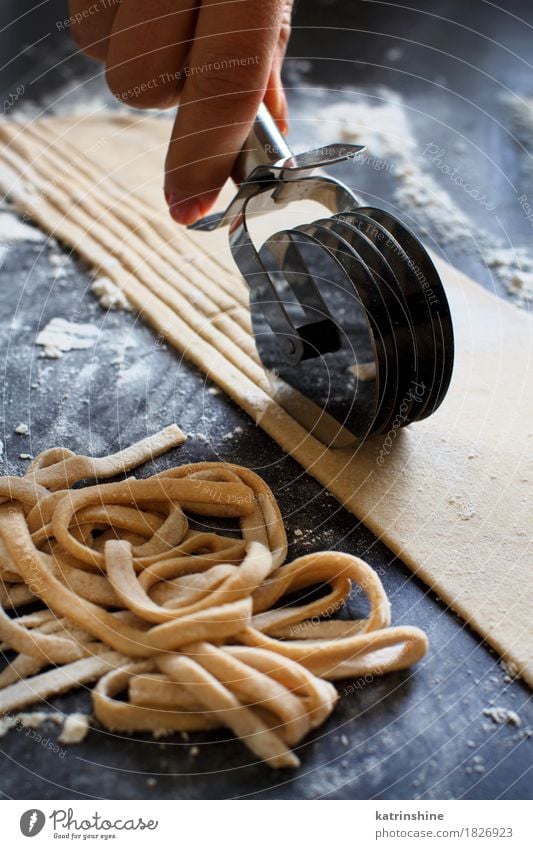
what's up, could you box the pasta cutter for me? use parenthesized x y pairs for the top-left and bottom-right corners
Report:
(190, 104), (454, 448)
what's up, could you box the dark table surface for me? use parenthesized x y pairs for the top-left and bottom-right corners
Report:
(0, 0), (532, 800)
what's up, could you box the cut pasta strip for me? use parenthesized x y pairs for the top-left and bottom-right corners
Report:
(158, 654), (300, 768)
(239, 625), (429, 680)
(93, 663), (219, 733)
(0, 650), (126, 714)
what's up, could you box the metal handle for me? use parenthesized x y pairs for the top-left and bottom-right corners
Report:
(231, 103), (293, 185)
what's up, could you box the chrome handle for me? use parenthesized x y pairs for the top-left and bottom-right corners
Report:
(231, 103), (292, 185)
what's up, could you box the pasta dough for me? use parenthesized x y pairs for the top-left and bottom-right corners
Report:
(0, 428), (427, 768)
(0, 115), (531, 685)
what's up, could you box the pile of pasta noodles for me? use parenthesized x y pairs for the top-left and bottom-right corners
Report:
(0, 425), (427, 768)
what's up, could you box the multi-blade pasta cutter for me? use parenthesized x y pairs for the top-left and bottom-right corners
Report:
(190, 104), (454, 447)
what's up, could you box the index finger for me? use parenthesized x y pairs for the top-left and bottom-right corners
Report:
(164, 0), (286, 224)
(69, 0), (119, 60)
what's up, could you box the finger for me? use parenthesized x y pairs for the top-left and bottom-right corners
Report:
(69, 0), (119, 62)
(263, 2), (292, 134)
(105, 0), (198, 109)
(263, 60), (288, 136)
(165, 0), (287, 224)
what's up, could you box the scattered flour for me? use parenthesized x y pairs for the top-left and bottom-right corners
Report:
(57, 712), (91, 744)
(192, 432), (209, 443)
(468, 754), (486, 775)
(484, 245), (533, 307)
(221, 426), (244, 441)
(501, 658), (520, 680)
(316, 89), (532, 304)
(483, 707), (522, 727)
(11, 82), (120, 120)
(320, 92), (481, 247)
(283, 58), (313, 88)
(0, 211), (44, 244)
(0, 711), (62, 737)
(39, 345), (63, 359)
(36, 317), (100, 358)
(0, 710), (91, 744)
(447, 493), (477, 521)
(258, 379), (298, 424)
(501, 94), (533, 180)
(0, 161), (27, 206)
(49, 251), (66, 268)
(318, 90), (415, 162)
(385, 47), (404, 63)
(394, 164), (477, 246)
(90, 277), (131, 311)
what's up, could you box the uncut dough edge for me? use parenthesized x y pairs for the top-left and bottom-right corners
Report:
(0, 114), (531, 687)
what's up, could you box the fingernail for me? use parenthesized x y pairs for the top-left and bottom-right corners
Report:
(165, 191), (202, 226)
(272, 111), (289, 136)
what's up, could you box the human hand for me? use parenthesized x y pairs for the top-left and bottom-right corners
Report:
(70, 0), (293, 224)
